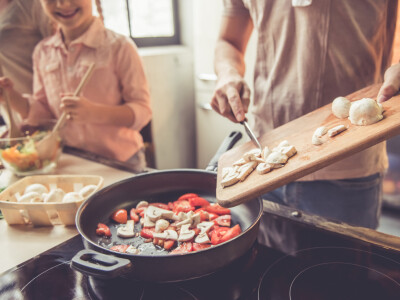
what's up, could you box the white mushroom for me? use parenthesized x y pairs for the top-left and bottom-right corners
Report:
(327, 124), (347, 137)
(153, 229), (178, 241)
(266, 152), (288, 167)
(278, 145), (297, 158)
(243, 148), (262, 162)
(24, 183), (48, 196)
(178, 224), (195, 242)
(43, 188), (65, 203)
(18, 191), (41, 203)
(261, 146), (271, 161)
(195, 232), (211, 244)
(117, 220), (135, 238)
(136, 201), (149, 209)
(257, 163), (271, 174)
(221, 173), (240, 188)
(142, 215), (155, 227)
(78, 184), (98, 198)
(62, 192), (84, 203)
(312, 135), (324, 145)
(313, 126), (328, 138)
(236, 161), (257, 181)
(145, 206), (174, 222)
(197, 221), (214, 234)
(232, 158), (246, 166)
(332, 96), (351, 119)
(272, 140), (290, 152)
(155, 219), (170, 232)
(349, 98), (383, 126)
(126, 245), (140, 254)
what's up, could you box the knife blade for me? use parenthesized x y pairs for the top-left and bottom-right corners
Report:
(241, 120), (262, 151)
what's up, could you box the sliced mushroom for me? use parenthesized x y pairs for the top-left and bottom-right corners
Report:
(221, 173), (240, 188)
(261, 146), (271, 161)
(327, 124), (347, 137)
(195, 232), (211, 244)
(313, 126), (328, 138)
(117, 220), (135, 238)
(266, 152), (288, 166)
(155, 219), (170, 232)
(145, 205), (175, 222)
(197, 221), (214, 234)
(136, 201), (149, 209)
(178, 224), (195, 242)
(243, 148), (262, 162)
(232, 158), (247, 166)
(312, 135), (324, 145)
(257, 163), (271, 175)
(236, 161), (257, 181)
(143, 215), (155, 227)
(126, 245), (140, 254)
(279, 145), (297, 158)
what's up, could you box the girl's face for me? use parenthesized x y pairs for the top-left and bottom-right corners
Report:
(40, 0), (94, 35)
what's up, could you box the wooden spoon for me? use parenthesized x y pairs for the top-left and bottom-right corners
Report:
(36, 63), (96, 161)
(2, 88), (23, 139)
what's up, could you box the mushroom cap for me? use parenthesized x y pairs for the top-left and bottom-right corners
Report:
(332, 97), (351, 119)
(24, 183), (49, 196)
(43, 188), (65, 203)
(349, 98), (383, 126)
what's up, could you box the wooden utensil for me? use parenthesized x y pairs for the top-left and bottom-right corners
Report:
(2, 88), (23, 139)
(216, 84), (400, 207)
(36, 63), (96, 161)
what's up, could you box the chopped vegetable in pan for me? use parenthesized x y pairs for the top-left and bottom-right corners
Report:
(96, 193), (241, 254)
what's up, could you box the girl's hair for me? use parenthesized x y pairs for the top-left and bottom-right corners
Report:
(94, 0), (104, 23)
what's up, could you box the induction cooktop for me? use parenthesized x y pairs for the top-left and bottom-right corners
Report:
(1, 204), (400, 300)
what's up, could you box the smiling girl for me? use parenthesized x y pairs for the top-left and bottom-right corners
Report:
(0, 0), (152, 170)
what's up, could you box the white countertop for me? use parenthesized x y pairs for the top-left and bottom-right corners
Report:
(0, 153), (137, 274)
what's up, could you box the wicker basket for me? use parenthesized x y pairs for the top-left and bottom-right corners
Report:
(0, 175), (104, 226)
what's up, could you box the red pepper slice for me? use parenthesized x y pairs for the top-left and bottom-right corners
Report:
(110, 209), (128, 224)
(172, 200), (195, 214)
(193, 243), (212, 252)
(210, 226), (229, 245)
(110, 245), (129, 253)
(96, 223), (111, 237)
(219, 224), (241, 244)
(177, 193), (198, 201)
(149, 203), (170, 210)
(170, 242), (193, 254)
(163, 240), (175, 250)
(214, 215), (231, 227)
(204, 204), (231, 215)
(188, 197), (210, 207)
(140, 227), (156, 239)
(130, 208), (140, 222)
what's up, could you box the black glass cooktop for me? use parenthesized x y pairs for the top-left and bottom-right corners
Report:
(1, 209), (400, 300)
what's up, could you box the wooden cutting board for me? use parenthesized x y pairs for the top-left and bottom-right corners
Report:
(216, 84), (400, 207)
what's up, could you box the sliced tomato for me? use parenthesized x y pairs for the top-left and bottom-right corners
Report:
(163, 240), (175, 250)
(188, 197), (210, 207)
(177, 193), (198, 201)
(170, 242), (193, 254)
(214, 215), (231, 227)
(140, 227), (156, 239)
(193, 243), (212, 251)
(149, 202), (170, 210)
(204, 204), (231, 215)
(210, 226), (229, 245)
(172, 200), (195, 214)
(195, 209), (209, 222)
(130, 208), (140, 222)
(110, 245), (129, 253)
(111, 209), (128, 224)
(96, 223), (111, 237)
(219, 224), (241, 244)
(168, 202), (174, 210)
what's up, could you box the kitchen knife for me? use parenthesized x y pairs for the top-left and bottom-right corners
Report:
(241, 120), (262, 151)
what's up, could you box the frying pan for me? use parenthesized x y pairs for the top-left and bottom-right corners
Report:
(71, 132), (264, 282)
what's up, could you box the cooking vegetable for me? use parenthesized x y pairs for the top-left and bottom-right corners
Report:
(111, 209), (128, 224)
(204, 204), (231, 215)
(96, 223), (111, 237)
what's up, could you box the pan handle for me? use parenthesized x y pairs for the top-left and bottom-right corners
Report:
(70, 249), (132, 278)
(205, 131), (242, 172)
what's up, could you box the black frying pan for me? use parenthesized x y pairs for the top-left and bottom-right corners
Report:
(71, 132), (264, 282)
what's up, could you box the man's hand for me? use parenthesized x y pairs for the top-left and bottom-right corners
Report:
(378, 63), (400, 103)
(210, 73), (251, 123)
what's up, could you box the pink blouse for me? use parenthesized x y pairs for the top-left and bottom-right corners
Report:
(27, 18), (152, 162)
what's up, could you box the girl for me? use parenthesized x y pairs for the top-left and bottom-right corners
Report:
(0, 0), (152, 170)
